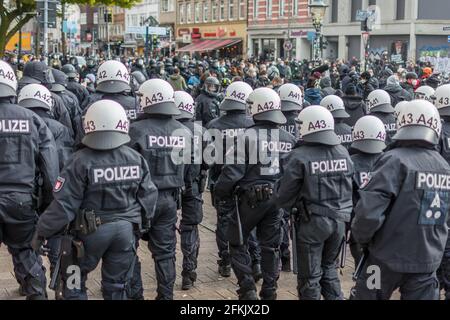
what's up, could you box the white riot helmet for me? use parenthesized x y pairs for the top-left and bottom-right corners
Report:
(220, 81), (253, 111)
(279, 83), (303, 111)
(351, 115), (386, 154)
(247, 87), (286, 124)
(366, 89), (395, 113)
(174, 91), (195, 120)
(82, 99), (130, 150)
(0, 60), (17, 97)
(393, 99), (441, 145)
(434, 84), (450, 116)
(18, 84), (53, 110)
(96, 60), (131, 93)
(394, 101), (409, 119)
(138, 79), (180, 115)
(297, 105), (340, 145)
(414, 85), (435, 102)
(320, 95), (349, 119)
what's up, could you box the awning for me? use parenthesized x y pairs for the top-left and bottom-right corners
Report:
(177, 39), (241, 53)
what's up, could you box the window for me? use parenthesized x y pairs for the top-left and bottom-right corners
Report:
(204, 1), (209, 22)
(396, 0), (405, 20)
(195, 2), (202, 22)
(279, 0), (285, 17)
(229, 0), (235, 20)
(267, 0), (272, 17)
(239, 0), (246, 19)
(212, 1), (218, 21)
(162, 0), (174, 12)
(220, 0), (225, 20)
(187, 2), (192, 23)
(132, 14), (138, 26)
(368, 0), (376, 6)
(331, 0), (339, 22)
(179, 3), (185, 24)
(293, 0), (298, 17)
(253, 0), (258, 18)
(351, 0), (362, 22)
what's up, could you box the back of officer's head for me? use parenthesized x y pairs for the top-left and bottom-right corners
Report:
(297, 105), (340, 146)
(82, 100), (130, 150)
(393, 100), (441, 146)
(351, 115), (386, 154)
(0, 60), (18, 100)
(138, 78), (180, 117)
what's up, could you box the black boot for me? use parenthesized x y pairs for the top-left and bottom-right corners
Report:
(281, 256), (291, 272)
(260, 290), (277, 300)
(217, 260), (231, 277)
(181, 271), (197, 290)
(252, 263), (262, 283)
(238, 289), (258, 300)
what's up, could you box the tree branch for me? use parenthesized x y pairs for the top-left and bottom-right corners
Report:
(6, 14), (34, 42)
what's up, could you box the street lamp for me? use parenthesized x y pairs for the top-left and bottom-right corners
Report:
(308, 0), (328, 65)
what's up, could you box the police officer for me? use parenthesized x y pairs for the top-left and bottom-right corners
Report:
(62, 64), (90, 110)
(276, 105), (354, 300)
(19, 61), (74, 139)
(279, 83), (303, 138)
(84, 60), (140, 122)
(0, 60), (59, 300)
(51, 68), (84, 145)
(174, 91), (207, 290)
(278, 83), (303, 272)
(415, 85), (436, 103)
(206, 81), (256, 278)
(18, 84), (73, 169)
(352, 99), (448, 300)
(433, 84), (450, 300)
(129, 79), (191, 300)
(321, 95), (353, 149)
(131, 70), (147, 92)
(348, 115), (386, 264)
(366, 89), (397, 145)
(131, 58), (149, 80)
(215, 87), (296, 300)
(195, 76), (222, 127)
(32, 100), (158, 300)
(80, 57), (98, 82)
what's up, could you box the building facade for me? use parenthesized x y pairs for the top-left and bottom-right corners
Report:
(248, 0), (316, 61)
(323, 0), (450, 68)
(175, 0), (248, 58)
(79, 5), (99, 56)
(124, 0), (160, 55)
(97, 5), (126, 56)
(159, 0), (176, 55)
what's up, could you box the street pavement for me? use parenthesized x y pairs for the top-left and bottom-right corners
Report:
(0, 191), (378, 300)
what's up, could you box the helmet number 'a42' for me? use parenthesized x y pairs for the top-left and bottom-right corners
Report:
(98, 70), (107, 79)
(146, 93), (164, 105)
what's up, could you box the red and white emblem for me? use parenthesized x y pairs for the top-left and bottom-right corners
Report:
(53, 176), (65, 192)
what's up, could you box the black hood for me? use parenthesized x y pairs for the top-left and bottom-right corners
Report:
(342, 95), (364, 110)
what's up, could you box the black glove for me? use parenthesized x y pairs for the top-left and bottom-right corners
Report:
(198, 170), (208, 193)
(31, 231), (48, 255)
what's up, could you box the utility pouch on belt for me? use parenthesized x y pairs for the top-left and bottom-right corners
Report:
(245, 184), (274, 208)
(73, 209), (98, 236)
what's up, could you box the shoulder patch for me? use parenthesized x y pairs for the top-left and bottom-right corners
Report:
(54, 176), (65, 192)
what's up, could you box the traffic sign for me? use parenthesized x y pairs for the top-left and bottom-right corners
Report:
(283, 41), (293, 51)
(362, 32), (370, 45)
(126, 26), (167, 36)
(448, 35), (450, 43)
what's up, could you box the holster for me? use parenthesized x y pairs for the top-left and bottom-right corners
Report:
(294, 199), (311, 223)
(243, 183), (274, 208)
(72, 209), (99, 236)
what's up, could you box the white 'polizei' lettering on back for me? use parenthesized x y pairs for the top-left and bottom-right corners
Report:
(92, 165), (140, 184)
(261, 140), (292, 153)
(416, 172), (450, 190)
(310, 159), (349, 175)
(147, 135), (186, 148)
(0, 119), (30, 133)
(338, 134), (353, 143)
